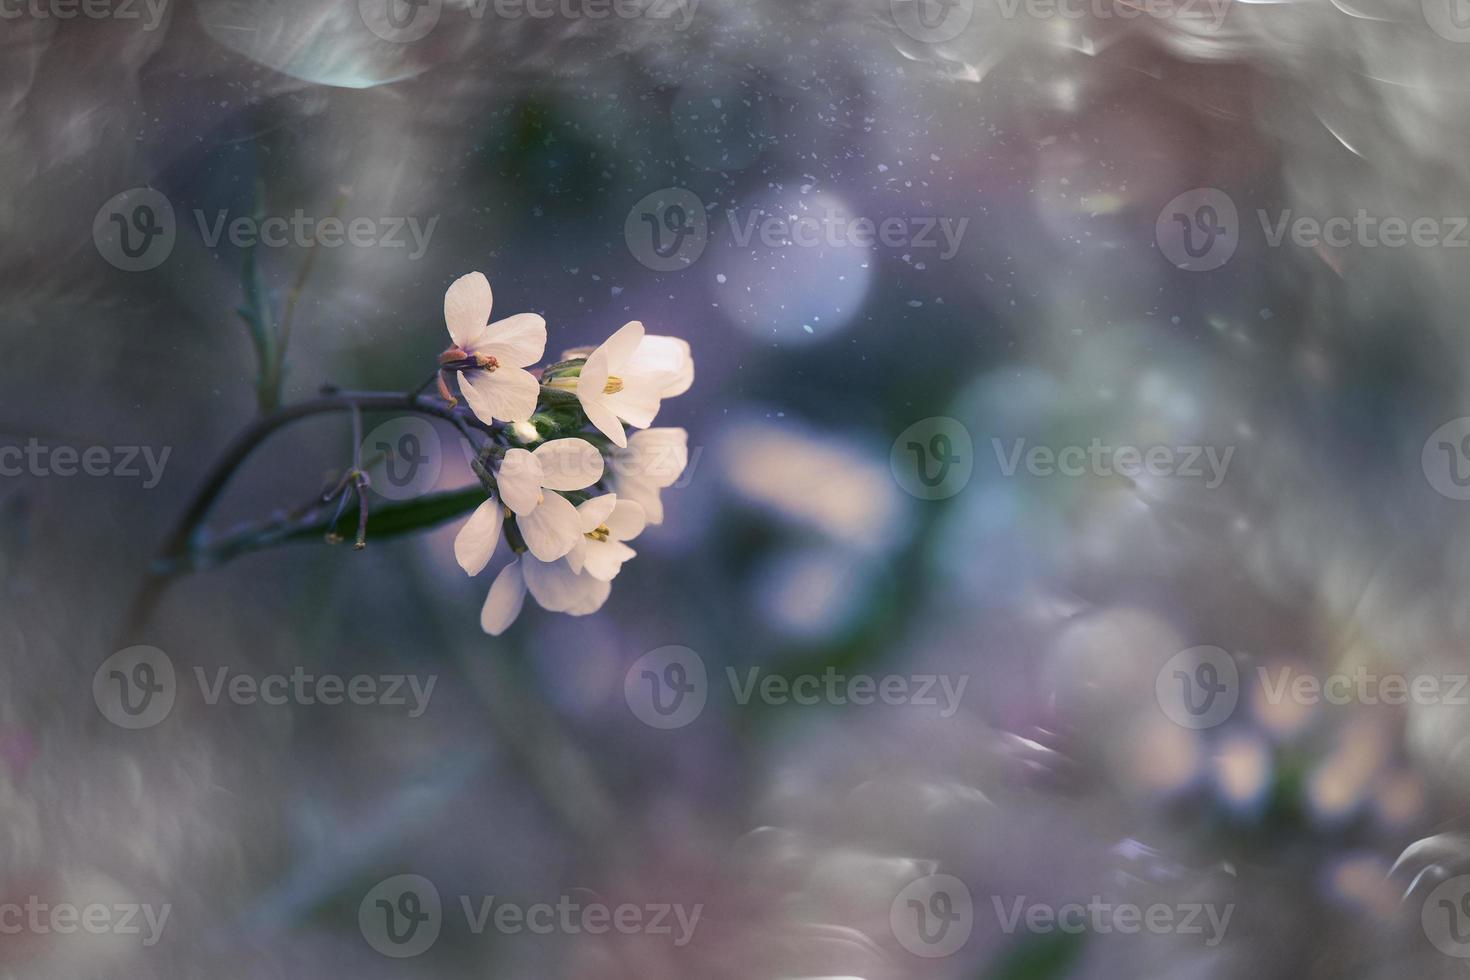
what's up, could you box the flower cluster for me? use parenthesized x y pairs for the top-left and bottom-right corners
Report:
(438, 272), (692, 634)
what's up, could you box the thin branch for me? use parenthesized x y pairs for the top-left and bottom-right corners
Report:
(120, 390), (498, 642)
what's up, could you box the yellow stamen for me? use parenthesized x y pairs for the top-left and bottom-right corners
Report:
(603, 376), (624, 395)
(586, 524), (611, 542)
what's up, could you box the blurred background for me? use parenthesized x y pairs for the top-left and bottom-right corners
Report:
(5, 0), (1470, 976)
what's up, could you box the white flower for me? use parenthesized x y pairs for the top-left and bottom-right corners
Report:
(453, 495), (506, 577)
(479, 554), (613, 635)
(443, 272), (546, 424)
(608, 427), (689, 524)
(468, 494), (642, 634)
(566, 494), (646, 581)
(495, 438), (604, 561)
(570, 322), (694, 447)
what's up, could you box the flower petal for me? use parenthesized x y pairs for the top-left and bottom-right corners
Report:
(479, 313), (547, 369)
(565, 538), (588, 575)
(453, 497), (502, 576)
(533, 438), (604, 491)
(564, 575), (612, 615)
(627, 334), (693, 397)
(516, 492), (584, 561)
(580, 393), (627, 448)
(607, 377), (663, 429)
(577, 340), (628, 446)
(623, 427), (689, 487)
(600, 320), (645, 372)
(459, 366), (539, 424)
(581, 539), (636, 581)
(495, 448), (544, 515)
(605, 499), (646, 542)
(577, 493), (619, 532)
(611, 476), (665, 524)
(522, 555), (607, 613)
(481, 559), (526, 635)
(444, 272), (494, 349)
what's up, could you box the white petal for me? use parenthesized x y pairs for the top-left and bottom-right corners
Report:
(480, 559), (526, 635)
(453, 497), (502, 576)
(516, 492), (584, 561)
(611, 476), (665, 524)
(564, 576), (612, 615)
(605, 499), (646, 542)
(626, 334), (693, 397)
(566, 538), (589, 575)
(576, 343), (616, 441)
(444, 272), (494, 349)
(495, 448), (545, 515)
(479, 313), (546, 369)
(630, 428), (689, 486)
(610, 427), (688, 490)
(600, 320), (645, 372)
(576, 493), (619, 532)
(581, 392), (627, 448)
(607, 377), (663, 429)
(532, 438), (604, 491)
(522, 555), (606, 613)
(459, 366), (539, 424)
(579, 339), (610, 394)
(581, 538), (636, 581)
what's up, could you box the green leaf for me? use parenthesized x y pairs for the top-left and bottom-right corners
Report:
(302, 485), (487, 544)
(981, 931), (1087, 980)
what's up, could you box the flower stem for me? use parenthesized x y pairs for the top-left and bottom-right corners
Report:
(120, 390), (499, 643)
